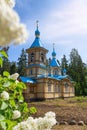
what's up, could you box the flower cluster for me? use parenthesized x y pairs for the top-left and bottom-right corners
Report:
(10, 73), (19, 80)
(5, 0), (15, 8)
(0, 0), (28, 46)
(1, 91), (9, 100)
(13, 111), (57, 130)
(12, 110), (21, 119)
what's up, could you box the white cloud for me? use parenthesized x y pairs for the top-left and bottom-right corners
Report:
(42, 0), (87, 40)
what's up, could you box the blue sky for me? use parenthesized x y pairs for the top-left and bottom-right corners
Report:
(8, 0), (87, 63)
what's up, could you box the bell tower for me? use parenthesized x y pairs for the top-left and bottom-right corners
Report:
(26, 21), (48, 78)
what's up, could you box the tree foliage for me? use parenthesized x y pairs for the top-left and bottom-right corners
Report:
(61, 55), (68, 75)
(68, 48), (87, 96)
(17, 48), (27, 76)
(10, 62), (17, 75)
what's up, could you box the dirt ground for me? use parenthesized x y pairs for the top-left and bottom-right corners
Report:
(29, 97), (87, 130)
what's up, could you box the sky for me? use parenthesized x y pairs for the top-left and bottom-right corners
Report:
(8, 0), (87, 63)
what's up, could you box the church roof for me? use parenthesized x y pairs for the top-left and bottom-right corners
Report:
(20, 74), (73, 84)
(30, 21), (45, 49)
(30, 37), (44, 48)
(20, 76), (35, 83)
(26, 63), (46, 69)
(50, 58), (59, 67)
(49, 43), (59, 67)
(37, 74), (70, 81)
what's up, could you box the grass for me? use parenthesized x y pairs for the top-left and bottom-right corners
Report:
(43, 97), (87, 107)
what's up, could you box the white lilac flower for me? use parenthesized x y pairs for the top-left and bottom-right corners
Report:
(37, 116), (56, 130)
(5, 0), (15, 8)
(13, 121), (31, 130)
(1, 91), (9, 100)
(12, 112), (57, 130)
(12, 110), (21, 119)
(0, 0), (28, 46)
(15, 80), (19, 84)
(13, 119), (38, 130)
(10, 73), (19, 80)
(26, 117), (38, 130)
(45, 111), (56, 118)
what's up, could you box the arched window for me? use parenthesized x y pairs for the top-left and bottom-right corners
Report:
(41, 53), (44, 62)
(31, 53), (34, 62)
(72, 86), (74, 93)
(30, 69), (33, 75)
(54, 83), (58, 92)
(64, 82), (68, 92)
(58, 84), (60, 92)
(48, 81), (51, 92)
(53, 68), (58, 76)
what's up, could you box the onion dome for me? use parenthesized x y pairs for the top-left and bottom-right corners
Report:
(63, 68), (67, 75)
(50, 43), (60, 67)
(35, 28), (40, 36)
(35, 20), (40, 37)
(52, 51), (56, 57)
(52, 43), (56, 57)
(30, 21), (47, 49)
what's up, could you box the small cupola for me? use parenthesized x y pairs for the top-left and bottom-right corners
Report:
(52, 43), (56, 58)
(63, 68), (67, 75)
(35, 20), (40, 38)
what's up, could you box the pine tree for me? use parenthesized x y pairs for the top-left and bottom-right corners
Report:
(61, 55), (68, 75)
(69, 48), (87, 95)
(17, 48), (27, 76)
(10, 62), (17, 74)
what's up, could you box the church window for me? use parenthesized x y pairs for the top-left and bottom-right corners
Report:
(30, 87), (34, 93)
(53, 68), (58, 76)
(54, 83), (57, 92)
(48, 81), (51, 92)
(72, 86), (74, 93)
(41, 53), (44, 62)
(30, 69), (33, 75)
(31, 53), (34, 62)
(58, 85), (60, 92)
(64, 82), (68, 92)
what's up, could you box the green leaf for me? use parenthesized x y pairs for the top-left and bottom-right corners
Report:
(18, 95), (24, 102)
(0, 50), (8, 58)
(0, 114), (5, 121)
(29, 107), (37, 114)
(9, 100), (15, 107)
(0, 57), (3, 67)
(0, 121), (7, 130)
(3, 71), (10, 78)
(3, 81), (10, 87)
(5, 120), (17, 130)
(1, 102), (8, 110)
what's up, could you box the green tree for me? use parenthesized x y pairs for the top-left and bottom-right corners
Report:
(61, 55), (68, 75)
(0, 47), (11, 74)
(68, 48), (87, 96)
(10, 62), (17, 74)
(17, 48), (27, 76)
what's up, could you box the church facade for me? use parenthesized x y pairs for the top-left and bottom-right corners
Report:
(20, 23), (75, 102)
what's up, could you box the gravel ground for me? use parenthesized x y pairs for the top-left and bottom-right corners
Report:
(29, 98), (87, 130)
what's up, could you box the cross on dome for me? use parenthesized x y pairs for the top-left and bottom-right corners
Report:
(52, 43), (56, 57)
(36, 20), (39, 29)
(35, 20), (40, 37)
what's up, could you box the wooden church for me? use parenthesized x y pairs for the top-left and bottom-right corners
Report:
(20, 22), (75, 102)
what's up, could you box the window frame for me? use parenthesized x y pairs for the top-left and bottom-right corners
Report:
(30, 53), (34, 62)
(48, 81), (52, 92)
